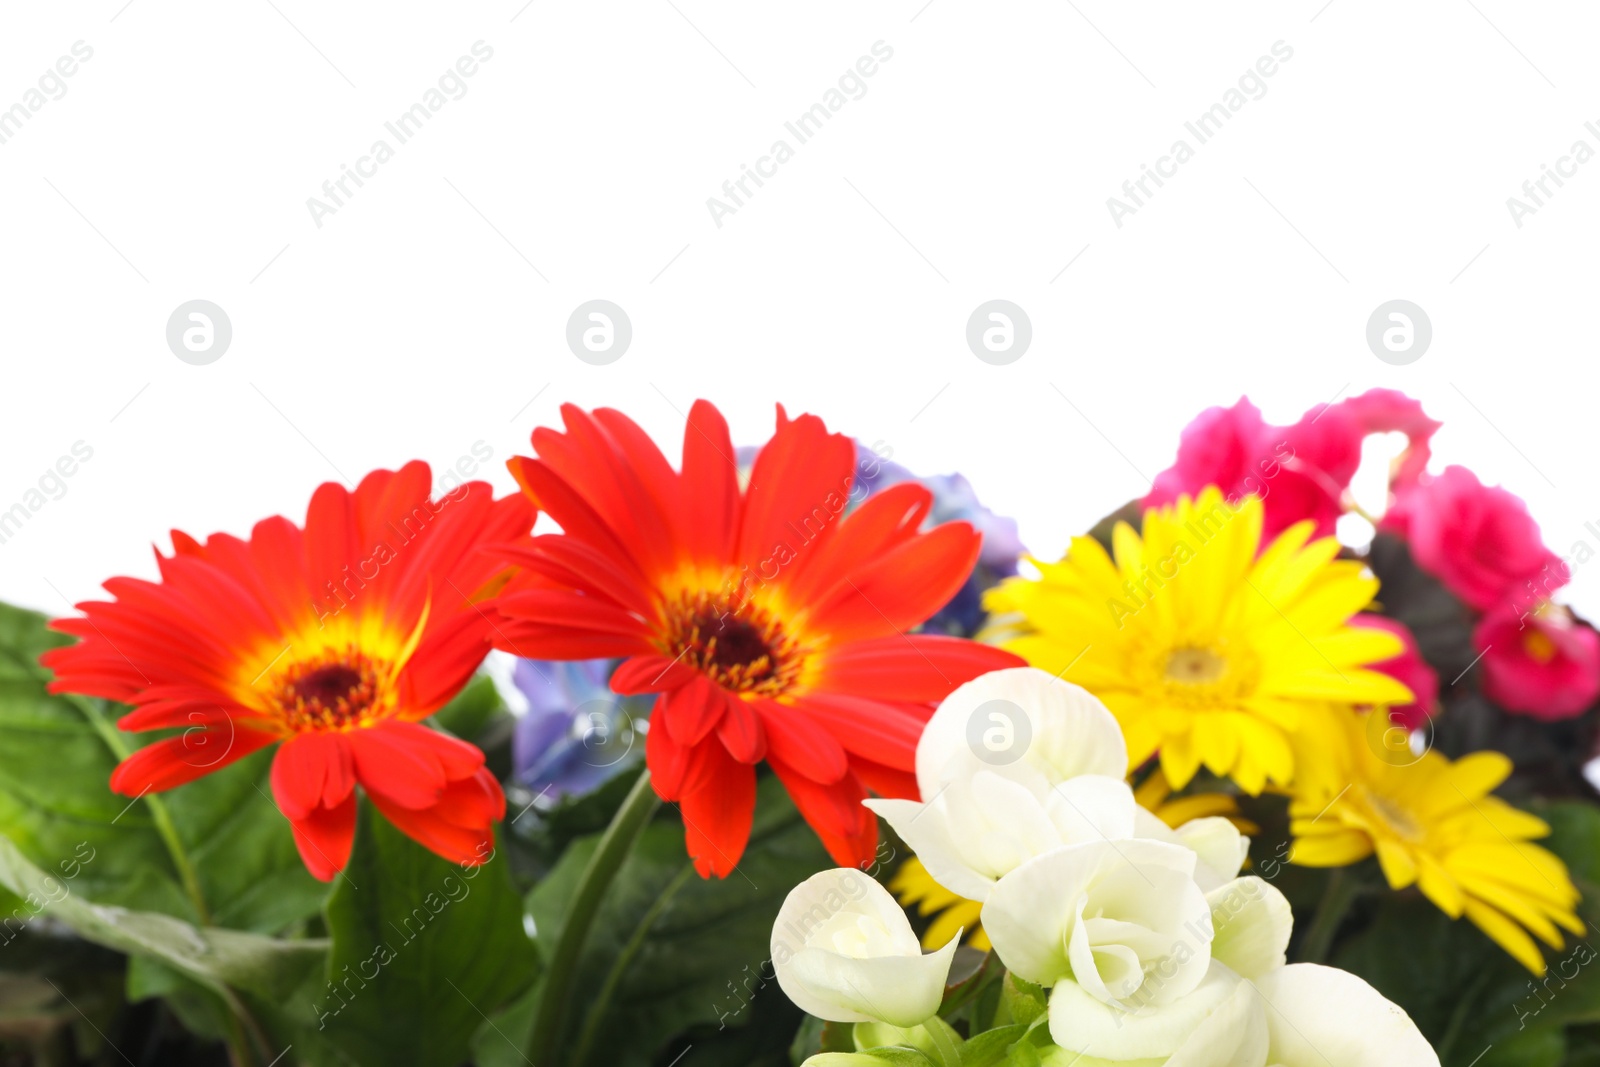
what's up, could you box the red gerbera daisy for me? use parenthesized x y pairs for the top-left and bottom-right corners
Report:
(494, 401), (1022, 877)
(41, 463), (535, 881)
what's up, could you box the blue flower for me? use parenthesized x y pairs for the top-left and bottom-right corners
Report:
(501, 657), (647, 802)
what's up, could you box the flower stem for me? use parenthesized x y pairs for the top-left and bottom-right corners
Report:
(1297, 868), (1358, 964)
(570, 861), (695, 1066)
(923, 1018), (964, 1067)
(81, 702), (212, 924)
(82, 700), (252, 1064)
(526, 769), (659, 1065)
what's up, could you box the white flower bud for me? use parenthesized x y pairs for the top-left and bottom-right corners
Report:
(772, 868), (959, 1027)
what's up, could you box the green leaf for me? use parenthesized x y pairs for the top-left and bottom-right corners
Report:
(998, 973), (1048, 1027)
(430, 672), (504, 743)
(1330, 893), (1598, 1062)
(806, 1051), (937, 1067)
(957, 1025), (1030, 1067)
(1537, 801), (1600, 909)
(854, 1019), (963, 1067)
(499, 774), (833, 1067)
(1565, 1023), (1600, 1065)
(791, 1015), (857, 1062)
(1475, 1024), (1565, 1067)
(0, 600), (325, 933)
(0, 834), (324, 1003)
(320, 804), (539, 1067)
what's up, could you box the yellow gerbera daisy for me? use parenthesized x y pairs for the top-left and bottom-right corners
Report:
(984, 488), (1411, 794)
(1290, 710), (1583, 975)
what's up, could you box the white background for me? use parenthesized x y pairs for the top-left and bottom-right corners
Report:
(1, 0), (1596, 621)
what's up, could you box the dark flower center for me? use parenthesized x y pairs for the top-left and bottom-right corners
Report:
(273, 650), (387, 731)
(662, 590), (803, 697)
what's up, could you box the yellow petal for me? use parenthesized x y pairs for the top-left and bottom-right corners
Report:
(1416, 854), (1466, 918)
(1374, 839), (1419, 889)
(1290, 830), (1374, 867)
(1463, 898), (1547, 976)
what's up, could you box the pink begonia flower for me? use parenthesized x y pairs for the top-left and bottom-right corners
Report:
(1474, 602), (1600, 721)
(1145, 389), (1440, 541)
(1349, 615), (1438, 731)
(1382, 465), (1566, 611)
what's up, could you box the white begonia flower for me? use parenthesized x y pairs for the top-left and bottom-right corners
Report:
(1043, 961), (1439, 1067)
(1254, 964), (1440, 1066)
(1204, 876), (1293, 980)
(914, 667), (1128, 796)
(865, 760), (1136, 902)
(771, 867), (959, 1028)
(982, 838), (1212, 1009)
(1045, 960), (1269, 1067)
(1133, 806), (1250, 892)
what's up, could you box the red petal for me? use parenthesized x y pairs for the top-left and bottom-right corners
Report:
(369, 769), (502, 867)
(735, 409), (856, 577)
(783, 482), (931, 605)
(849, 754), (919, 800)
(506, 457), (652, 586)
(116, 687), (255, 731)
(645, 705), (691, 799)
(805, 523), (983, 642)
(495, 537), (656, 618)
(814, 635), (1025, 703)
(491, 621), (651, 661)
(659, 675), (729, 747)
(271, 731), (356, 820)
(303, 480), (360, 610)
(346, 721), (488, 809)
(678, 400), (740, 566)
(787, 692), (929, 771)
(109, 727), (277, 795)
(611, 655), (696, 695)
(289, 792), (358, 882)
(678, 748), (756, 878)
(769, 757), (875, 870)
(754, 701), (848, 784)
(496, 588), (652, 638)
(716, 697), (767, 764)
(645, 717), (725, 801)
